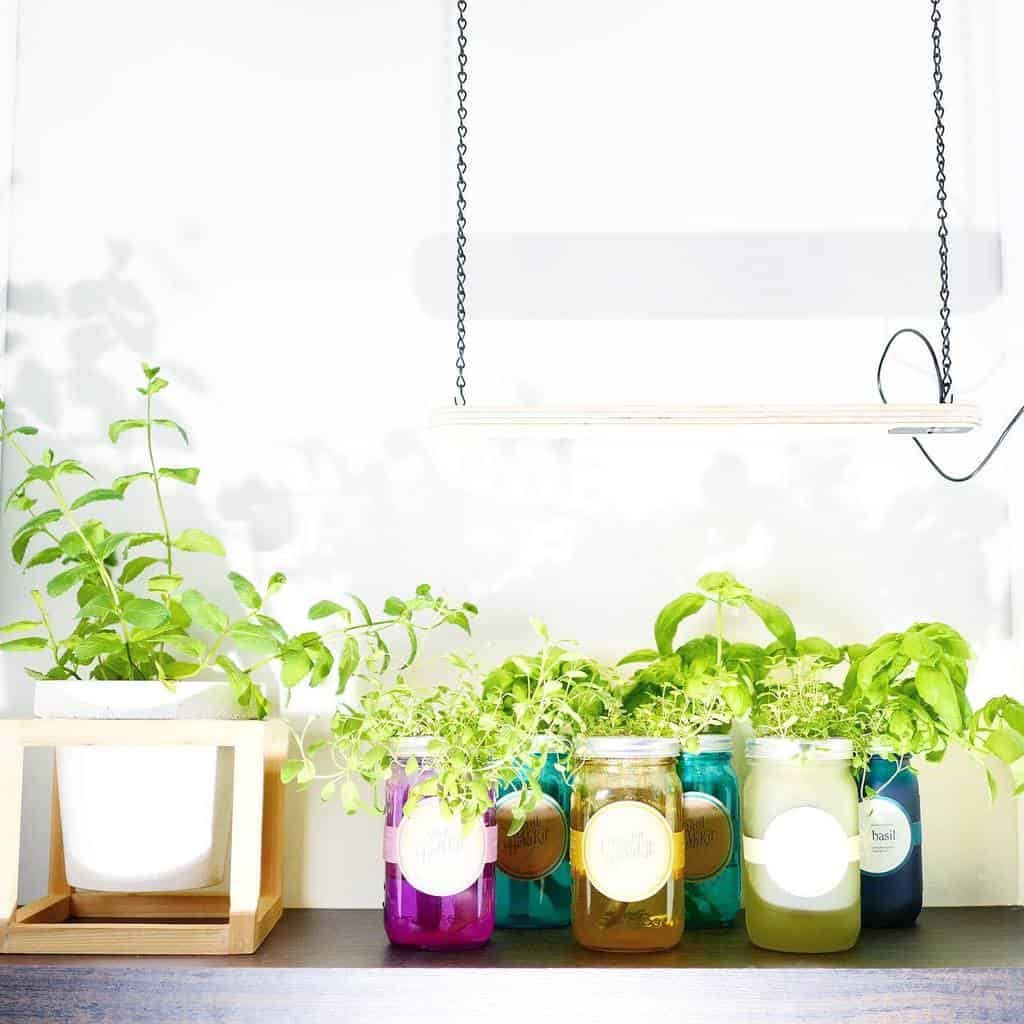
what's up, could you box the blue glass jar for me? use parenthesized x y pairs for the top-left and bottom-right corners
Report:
(495, 745), (572, 929)
(678, 734), (741, 929)
(859, 752), (922, 928)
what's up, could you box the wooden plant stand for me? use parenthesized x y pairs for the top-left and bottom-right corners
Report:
(0, 718), (288, 955)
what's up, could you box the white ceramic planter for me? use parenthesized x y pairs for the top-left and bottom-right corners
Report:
(34, 680), (255, 893)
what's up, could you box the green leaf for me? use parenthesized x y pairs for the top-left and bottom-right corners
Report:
(119, 556), (161, 584)
(172, 529), (226, 556)
(915, 665), (962, 731)
(255, 614), (288, 644)
(984, 726), (1024, 765)
(281, 759), (305, 784)
(73, 632), (125, 659)
(617, 648), (658, 667)
(320, 780), (336, 803)
(281, 649), (313, 687)
(446, 610), (472, 634)
(70, 488), (124, 511)
(742, 595), (797, 650)
(126, 532), (164, 550)
(75, 593), (115, 620)
(228, 621), (280, 655)
(123, 598), (171, 629)
(147, 574), (184, 594)
(52, 460), (92, 480)
(347, 593), (373, 625)
(113, 472), (153, 493)
(181, 589), (229, 633)
(46, 563), (93, 597)
(227, 572), (261, 611)
(93, 531), (135, 560)
(12, 508), (61, 542)
(336, 635), (360, 693)
(340, 780), (360, 814)
(654, 593), (706, 656)
(310, 645), (334, 687)
(24, 546), (62, 569)
(384, 596), (407, 616)
(159, 633), (206, 659)
(0, 620), (43, 634)
(153, 418), (189, 444)
(0, 636), (48, 651)
(108, 419), (147, 443)
(796, 636), (842, 664)
(158, 467), (200, 485)
(164, 660), (201, 680)
(266, 572), (287, 595)
(902, 630), (941, 663)
(309, 600), (348, 621)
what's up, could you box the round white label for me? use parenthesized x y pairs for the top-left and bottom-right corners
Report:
(860, 797), (914, 877)
(582, 800), (674, 904)
(397, 798), (486, 897)
(762, 806), (850, 899)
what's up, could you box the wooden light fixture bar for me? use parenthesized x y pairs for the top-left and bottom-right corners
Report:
(431, 403), (981, 437)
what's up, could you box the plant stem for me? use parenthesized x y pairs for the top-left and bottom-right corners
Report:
(33, 591), (80, 680)
(144, 390), (175, 577)
(716, 598), (724, 667)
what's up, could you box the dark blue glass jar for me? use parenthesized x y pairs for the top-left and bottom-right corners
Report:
(678, 734), (741, 929)
(859, 752), (922, 928)
(495, 746), (572, 929)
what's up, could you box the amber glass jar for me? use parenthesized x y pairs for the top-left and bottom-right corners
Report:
(570, 737), (684, 952)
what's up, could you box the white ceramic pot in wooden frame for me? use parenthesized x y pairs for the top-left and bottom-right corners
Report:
(34, 680), (255, 893)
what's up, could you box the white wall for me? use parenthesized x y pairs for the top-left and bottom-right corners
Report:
(0, 0), (1021, 908)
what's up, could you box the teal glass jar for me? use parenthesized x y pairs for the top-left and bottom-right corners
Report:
(678, 734), (741, 929)
(495, 744), (572, 928)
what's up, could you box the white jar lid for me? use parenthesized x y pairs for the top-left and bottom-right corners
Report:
(577, 736), (680, 760)
(394, 736), (436, 759)
(745, 737), (853, 762)
(689, 733), (734, 754)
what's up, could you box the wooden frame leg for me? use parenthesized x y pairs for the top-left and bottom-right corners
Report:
(227, 731), (265, 954)
(0, 725), (24, 948)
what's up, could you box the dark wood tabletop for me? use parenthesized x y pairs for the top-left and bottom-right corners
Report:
(1, 907), (1022, 1023)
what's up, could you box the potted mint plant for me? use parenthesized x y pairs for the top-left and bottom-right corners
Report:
(0, 363), (471, 893)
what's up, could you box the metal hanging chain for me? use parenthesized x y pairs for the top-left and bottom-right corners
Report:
(931, 0), (953, 401)
(877, 0), (1023, 482)
(454, 0), (469, 406)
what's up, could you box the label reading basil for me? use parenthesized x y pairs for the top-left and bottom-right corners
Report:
(497, 791), (568, 881)
(581, 800), (677, 903)
(397, 798), (487, 897)
(860, 797), (916, 877)
(683, 792), (733, 881)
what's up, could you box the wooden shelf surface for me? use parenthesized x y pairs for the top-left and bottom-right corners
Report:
(1, 907), (1022, 1023)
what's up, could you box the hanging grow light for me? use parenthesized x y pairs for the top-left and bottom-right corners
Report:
(430, 404), (980, 438)
(435, 0), (999, 453)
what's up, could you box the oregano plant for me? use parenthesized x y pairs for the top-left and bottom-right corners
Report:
(288, 657), (564, 833)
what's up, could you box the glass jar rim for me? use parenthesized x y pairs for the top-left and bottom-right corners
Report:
(745, 736), (852, 762)
(393, 736), (435, 759)
(577, 736), (680, 760)
(531, 734), (566, 755)
(688, 733), (734, 754)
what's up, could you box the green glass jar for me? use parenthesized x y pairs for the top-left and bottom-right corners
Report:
(742, 738), (861, 954)
(496, 742), (572, 929)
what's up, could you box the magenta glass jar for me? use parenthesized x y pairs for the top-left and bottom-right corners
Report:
(383, 737), (496, 950)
